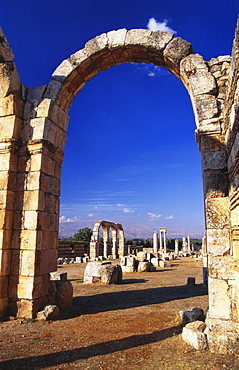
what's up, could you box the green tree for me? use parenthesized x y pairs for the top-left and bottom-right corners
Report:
(73, 227), (92, 242)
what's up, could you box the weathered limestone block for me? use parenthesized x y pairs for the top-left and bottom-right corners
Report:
(0, 95), (23, 118)
(151, 257), (160, 267)
(205, 317), (239, 354)
(208, 255), (235, 281)
(180, 54), (216, 95)
(182, 321), (207, 350)
(121, 266), (134, 273)
(107, 29), (127, 48)
(163, 37), (193, 76)
(207, 229), (230, 256)
(159, 260), (171, 267)
(148, 30), (173, 51)
(208, 277), (231, 320)
(138, 261), (150, 272)
(44, 79), (63, 101)
(36, 99), (69, 132)
(52, 59), (74, 83)
(107, 29), (129, 64)
(202, 151), (227, 171)
(205, 197), (230, 229)
(136, 251), (146, 262)
(83, 261), (122, 284)
(85, 33), (108, 55)
(125, 29), (152, 63)
(179, 307), (205, 325)
(125, 29), (152, 47)
(20, 250), (36, 276)
(55, 280), (73, 309)
(194, 94), (218, 122)
(0, 62), (21, 97)
(37, 304), (59, 320)
(17, 276), (43, 300)
(0, 28), (14, 62)
(203, 170), (229, 198)
(0, 116), (22, 140)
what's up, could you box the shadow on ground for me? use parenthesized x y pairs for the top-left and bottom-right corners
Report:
(72, 283), (208, 316)
(0, 325), (182, 370)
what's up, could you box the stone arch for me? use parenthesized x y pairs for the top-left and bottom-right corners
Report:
(90, 220), (125, 259)
(0, 24), (238, 353)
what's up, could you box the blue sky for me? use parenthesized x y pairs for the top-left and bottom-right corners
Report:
(1, 1), (239, 237)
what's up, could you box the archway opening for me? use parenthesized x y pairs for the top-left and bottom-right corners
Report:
(59, 62), (204, 241)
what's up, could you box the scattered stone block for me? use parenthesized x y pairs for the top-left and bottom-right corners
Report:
(138, 261), (150, 272)
(83, 261), (122, 284)
(37, 305), (59, 320)
(136, 251), (147, 262)
(151, 257), (160, 267)
(55, 280), (73, 309)
(75, 257), (82, 263)
(159, 260), (171, 268)
(121, 266), (134, 273)
(179, 307), (205, 325)
(182, 320), (207, 350)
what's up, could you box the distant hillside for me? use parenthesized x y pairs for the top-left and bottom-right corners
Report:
(59, 219), (203, 239)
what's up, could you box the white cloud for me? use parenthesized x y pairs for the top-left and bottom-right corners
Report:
(117, 203), (124, 207)
(147, 212), (161, 221)
(123, 208), (135, 213)
(59, 215), (78, 223)
(147, 17), (176, 34)
(88, 213), (94, 217)
(165, 215), (174, 219)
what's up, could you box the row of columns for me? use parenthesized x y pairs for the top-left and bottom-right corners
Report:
(90, 221), (126, 260)
(153, 228), (191, 255)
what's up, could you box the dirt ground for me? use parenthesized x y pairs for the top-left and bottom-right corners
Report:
(0, 257), (238, 370)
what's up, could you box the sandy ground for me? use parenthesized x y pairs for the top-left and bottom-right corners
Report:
(0, 257), (238, 369)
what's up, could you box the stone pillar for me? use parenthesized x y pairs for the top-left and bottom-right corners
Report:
(159, 231), (163, 250)
(118, 227), (125, 258)
(175, 239), (179, 255)
(0, 31), (24, 317)
(112, 228), (117, 259)
(159, 228), (167, 252)
(164, 230), (167, 253)
(103, 227), (108, 259)
(153, 232), (158, 254)
(187, 235), (190, 251)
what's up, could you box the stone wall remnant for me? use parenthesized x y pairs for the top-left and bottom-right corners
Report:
(0, 18), (239, 352)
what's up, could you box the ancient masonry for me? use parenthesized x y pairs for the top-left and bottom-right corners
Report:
(89, 220), (126, 260)
(0, 18), (239, 352)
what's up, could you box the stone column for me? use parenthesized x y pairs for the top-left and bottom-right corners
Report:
(187, 235), (190, 251)
(159, 228), (167, 252)
(153, 232), (158, 254)
(159, 230), (163, 250)
(175, 239), (179, 255)
(118, 227), (125, 258)
(103, 227), (108, 259)
(112, 228), (117, 259)
(163, 230), (167, 253)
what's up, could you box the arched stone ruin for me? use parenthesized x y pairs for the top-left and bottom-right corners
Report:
(89, 220), (125, 259)
(0, 17), (239, 352)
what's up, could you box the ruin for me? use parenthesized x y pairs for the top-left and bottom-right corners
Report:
(89, 220), (125, 259)
(0, 16), (239, 352)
